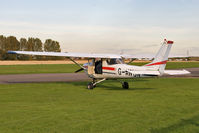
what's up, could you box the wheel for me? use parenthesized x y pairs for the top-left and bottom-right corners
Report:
(87, 82), (94, 90)
(122, 82), (129, 89)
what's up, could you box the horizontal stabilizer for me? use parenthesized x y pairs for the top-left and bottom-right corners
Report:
(164, 70), (190, 75)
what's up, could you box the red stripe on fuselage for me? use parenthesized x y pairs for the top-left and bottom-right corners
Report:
(102, 67), (115, 71)
(146, 60), (167, 66)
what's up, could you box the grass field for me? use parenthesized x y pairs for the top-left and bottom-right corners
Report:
(0, 78), (199, 133)
(0, 64), (80, 74)
(0, 62), (198, 74)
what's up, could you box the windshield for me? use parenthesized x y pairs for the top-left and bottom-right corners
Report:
(106, 58), (123, 65)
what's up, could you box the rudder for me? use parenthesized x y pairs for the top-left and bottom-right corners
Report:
(145, 39), (174, 75)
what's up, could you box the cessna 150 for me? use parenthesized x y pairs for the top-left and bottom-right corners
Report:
(8, 39), (190, 89)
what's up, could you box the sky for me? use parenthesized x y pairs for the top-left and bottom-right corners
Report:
(0, 0), (199, 56)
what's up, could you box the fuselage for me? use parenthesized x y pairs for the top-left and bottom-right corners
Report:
(84, 59), (160, 79)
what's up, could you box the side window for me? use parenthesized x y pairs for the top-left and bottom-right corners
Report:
(116, 58), (124, 64)
(106, 58), (123, 65)
(106, 59), (116, 65)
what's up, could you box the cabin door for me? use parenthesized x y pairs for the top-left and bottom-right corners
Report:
(94, 59), (102, 74)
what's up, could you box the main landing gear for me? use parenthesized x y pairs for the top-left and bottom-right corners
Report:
(87, 82), (95, 90)
(87, 79), (129, 90)
(87, 78), (106, 90)
(122, 82), (129, 89)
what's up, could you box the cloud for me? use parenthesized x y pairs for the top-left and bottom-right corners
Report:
(144, 44), (159, 47)
(1, 20), (199, 55)
(189, 47), (199, 56)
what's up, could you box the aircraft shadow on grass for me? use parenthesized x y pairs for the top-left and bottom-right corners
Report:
(4, 79), (155, 91)
(150, 114), (199, 133)
(68, 79), (156, 91)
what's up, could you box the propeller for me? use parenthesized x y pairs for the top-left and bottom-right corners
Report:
(75, 68), (84, 73)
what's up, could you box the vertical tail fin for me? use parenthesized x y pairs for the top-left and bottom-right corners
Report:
(145, 39), (174, 75)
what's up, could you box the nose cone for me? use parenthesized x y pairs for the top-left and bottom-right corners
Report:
(83, 63), (89, 69)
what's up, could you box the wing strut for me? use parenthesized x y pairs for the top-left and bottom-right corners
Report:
(68, 58), (85, 70)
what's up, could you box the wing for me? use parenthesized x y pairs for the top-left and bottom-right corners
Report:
(121, 54), (154, 59)
(168, 55), (190, 58)
(121, 54), (190, 60)
(8, 51), (192, 59)
(164, 69), (190, 75)
(8, 51), (121, 59)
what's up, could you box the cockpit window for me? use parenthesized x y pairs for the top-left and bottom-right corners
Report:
(106, 58), (123, 65)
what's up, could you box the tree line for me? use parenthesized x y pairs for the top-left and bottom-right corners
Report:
(0, 35), (64, 60)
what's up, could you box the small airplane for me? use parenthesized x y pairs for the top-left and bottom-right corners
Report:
(8, 39), (190, 89)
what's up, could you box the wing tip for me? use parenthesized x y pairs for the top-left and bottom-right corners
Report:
(7, 51), (17, 54)
(183, 69), (191, 74)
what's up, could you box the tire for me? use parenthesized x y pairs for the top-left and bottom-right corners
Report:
(87, 82), (94, 90)
(122, 82), (129, 89)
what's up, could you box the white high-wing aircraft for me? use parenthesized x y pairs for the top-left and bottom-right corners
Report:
(8, 39), (190, 89)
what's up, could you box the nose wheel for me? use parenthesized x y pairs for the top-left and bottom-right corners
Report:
(122, 82), (129, 89)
